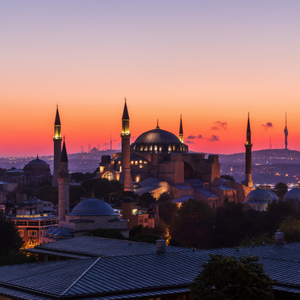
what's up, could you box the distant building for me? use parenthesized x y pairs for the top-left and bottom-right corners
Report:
(2, 156), (51, 187)
(119, 199), (156, 229)
(7, 209), (58, 249)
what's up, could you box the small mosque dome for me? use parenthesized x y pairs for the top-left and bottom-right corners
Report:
(244, 189), (279, 204)
(134, 128), (181, 144)
(283, 188), (300, 203)
(69, 198), (117, 216)
(27, 156), (49, 166)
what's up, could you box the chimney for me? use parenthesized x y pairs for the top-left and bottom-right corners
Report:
(275, 229), (284, 245)
(156, 239), (166, 254)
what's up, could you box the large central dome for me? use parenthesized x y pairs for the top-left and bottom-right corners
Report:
(131, 126), (188, 154)
(135, 128), (181, 144)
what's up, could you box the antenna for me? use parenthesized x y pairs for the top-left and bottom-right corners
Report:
(270, 137), (272, 149)
(110, 134), (112, 150)
(285, 111), (287, 127)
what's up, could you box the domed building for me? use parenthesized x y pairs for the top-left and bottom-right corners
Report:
(3, 155), (51, 187)
(283, 188), (300, 206)
(243, 189), (279, 211)
(42, 141), (128, 244)
(97, 101), (253, 207)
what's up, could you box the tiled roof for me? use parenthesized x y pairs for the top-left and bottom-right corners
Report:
(4, 243), (300, 299)
(28, 236), (184, 258)
(194, 188), (218, 198)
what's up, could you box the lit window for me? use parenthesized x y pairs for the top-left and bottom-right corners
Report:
(136, 176), (140, 182)
(139, 160), (143, 164)
(131, 161), (134, 165)
(139, 164), (143, 169)
(118, 161), (121, 165)
(28, 230), (37, 237)
(145, 146), (148, 151)
(159, 146), (162, 152)
(149, 146), (153, 151)
(173, 145), (175, 151)
(140, 146), (143, 151)
(154, 145), (157, 151)
(168, 146), (171, 152)
(135, 161), (138, 165)
(144, 161), (147, 164)
(103, 171), (113, 181)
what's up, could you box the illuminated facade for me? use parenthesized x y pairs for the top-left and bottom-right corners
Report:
(98, 102), (253, 207)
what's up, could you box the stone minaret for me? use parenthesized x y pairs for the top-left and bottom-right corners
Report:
(120, 99), (133, 192)
(284, 112), (288, 150)
(53, 106), (62, 187)
(242, 113), (253, 188)
(58, 139), (69, 221)
(179, 115), (184, 143)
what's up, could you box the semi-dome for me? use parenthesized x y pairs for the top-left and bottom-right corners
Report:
(131, 126), (188, 154)
(283, 188), (300, 203)
(244, 189), (279, 204)
(69, 198), (118, 216)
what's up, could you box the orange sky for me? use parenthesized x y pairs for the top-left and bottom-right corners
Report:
(1, 1), (300, 156)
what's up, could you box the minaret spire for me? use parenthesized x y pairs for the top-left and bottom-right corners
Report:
(53, 105), (62, 187)
(284, 111), (288, 150)
(242, 112), (253, 188)
(179, 115), (184, 143)
(58, 138), (69, 221)
(120, 99), (133, 192)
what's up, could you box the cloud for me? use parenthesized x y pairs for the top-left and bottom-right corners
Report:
(103, 143), (109, 146)
(211, 126), (220, 130)
(214, 121), (227, 130)
(185, 140), (195, 144)
(187, 135), (196, 139)
(112, 139), (117, 142)
(197, 134), (219, 142)
(208, 135), (219, 141)
(262, 122), (273, 129)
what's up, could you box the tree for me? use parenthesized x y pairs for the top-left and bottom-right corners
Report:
(33, 185), (58, 204)
(272, 182), (288, 201)
(170, 198), (213, 248)
(279, 217), (300, 242)
(139, 192), (156, 207)
(214, 202), (256, 248)
(0, 212), (23, 256)
(191, 254), (274, 300)
(81, 178), (123, 200)
(158, 192), (177, 225)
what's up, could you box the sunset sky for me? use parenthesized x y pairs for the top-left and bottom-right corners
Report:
(1, 1), (300, 156)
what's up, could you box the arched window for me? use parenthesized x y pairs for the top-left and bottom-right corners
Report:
(103, 171), (113, 181)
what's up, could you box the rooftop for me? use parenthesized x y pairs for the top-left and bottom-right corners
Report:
(5, 242), (300, 299)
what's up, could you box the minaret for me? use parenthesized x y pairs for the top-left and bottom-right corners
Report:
(179, 115), (184, 143)
(53, 105), (62, 187)
(284, 112), (288, 150)
(242, 113), (253, 188)
(58, 139), (69, 221)
(120, 99), (133, 192)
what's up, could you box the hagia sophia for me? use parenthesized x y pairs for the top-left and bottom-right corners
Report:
(96, 100), (253, 207)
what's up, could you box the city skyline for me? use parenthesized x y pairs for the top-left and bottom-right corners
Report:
(1, 1), (300, 156)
